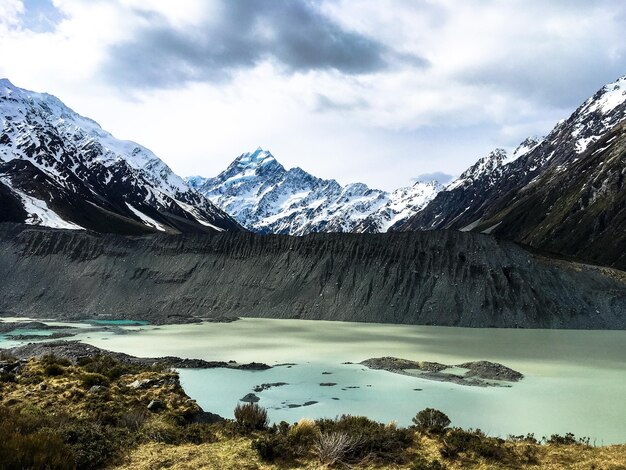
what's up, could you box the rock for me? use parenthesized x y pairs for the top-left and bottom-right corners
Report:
(457, 361), (524, 382)
(360, 357), (447, 372)
(252, 382), (287, 392)
(320, 383), (337, 387)
(191, 411), (226, 424)
(240, 393), (260, 403)
(147, 400), (166, 412)
(88, 385), (107, 394)
(129, 379), (154, 389)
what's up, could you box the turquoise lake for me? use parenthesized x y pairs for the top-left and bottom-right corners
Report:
(1, 318), (625, 444)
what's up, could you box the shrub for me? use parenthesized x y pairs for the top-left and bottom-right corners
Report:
(508, 433), (538, 444)
(79, 373), (110, 388)
(57, 421), (130, 469)
(546, 432), (589, 446)
(140, 417), (182, 444)
(44, 363), (66, 377)
(287, 418), (318, 453)
(41, 354), (71, 367)
(0, 372), (16, 383)
(412, 408), (451, 434)
(440, 428), (510, 462)
(182, 423), (218, 445)
(0, 429), (75, 470)
(314, 431), (360, 466)
(315, 415), (413, 464)
(253, 419), (319, 463)
(252, 434), (294, 462)
(117, 407), (149, 432)
(234, 403), (268, 433)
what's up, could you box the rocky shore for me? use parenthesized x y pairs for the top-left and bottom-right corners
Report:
(7, 340), (271, 371)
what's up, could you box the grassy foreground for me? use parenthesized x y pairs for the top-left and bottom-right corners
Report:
(0, 353), (625, 469)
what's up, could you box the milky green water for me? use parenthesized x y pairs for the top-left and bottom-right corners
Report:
(1, 318), (625, 444)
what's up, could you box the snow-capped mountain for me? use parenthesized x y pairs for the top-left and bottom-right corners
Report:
(398, 74), (626, 269)
(187, 148), (441, 235)
(0, 79), (242, 234)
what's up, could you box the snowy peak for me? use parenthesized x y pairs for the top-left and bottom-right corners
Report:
(569, 75), (626, 153)
(511, 136), (543, 161)
(446, 148), (507, 190)
(579, 75), (626, 118)
(234, 147), (278, 169)
(188, 149), (442, 235)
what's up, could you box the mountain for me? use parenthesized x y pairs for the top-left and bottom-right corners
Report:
(398, 75), (626, 269)
(0, 79), (243, 234)
(187, 148), (441, 234)
(2, 223), (625, 328)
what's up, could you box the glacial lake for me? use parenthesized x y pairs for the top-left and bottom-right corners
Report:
(1, 318), (625, 444)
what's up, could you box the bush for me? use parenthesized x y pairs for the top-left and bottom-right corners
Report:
(57, 421), (130, 469)
(41, 354), (71, 367)
(139, 416), (182, 444)
(440, 428), (510, 462)
(234, 403), (268, 433)
(0, 429), (75, 470)
(546, 432), (589, 446)
(314, 431), (360, 466)
(117, 408), (149, 432)
(412, 408), (451, 434)
(315, 415), (414, 464)
(182, 423), (218, 445)
(79, 373), (110, 388)
(44, 363), (66, 377)
(252, 434), (294, 462)
(253, 419), (319, 462)
(78, 355), (139, 380)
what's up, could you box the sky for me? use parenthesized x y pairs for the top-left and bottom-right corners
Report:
(0, 0), (625, 190)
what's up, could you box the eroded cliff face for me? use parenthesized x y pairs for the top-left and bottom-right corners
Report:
(0, 223), (625, 328)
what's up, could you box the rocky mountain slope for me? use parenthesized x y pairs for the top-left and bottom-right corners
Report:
(187, 148), (440, 234)
(398, 75), (626, 269)
(1, 223), (625, 328)
(0, 79), (242, 234)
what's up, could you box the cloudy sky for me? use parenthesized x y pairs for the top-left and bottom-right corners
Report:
(1, 0), (625, 190)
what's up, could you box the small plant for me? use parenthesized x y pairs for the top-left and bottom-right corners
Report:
(234, 403), (269, 433)
(411, 456), (447, 470)
(412, 408), (451, 434)
(314, 431), (360, 466)
(546, 432), (589, 446)
(41, 354), (71, 367)
(440, 428), (510, 462)
(315, 414), (413, 464)
(117, 408), (149, 432)
(79, 372), (110, 388)
(44, 363), (65, 377)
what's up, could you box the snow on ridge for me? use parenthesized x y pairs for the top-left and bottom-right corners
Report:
(1, 177), (84, 230)
(192, 149), (443, 234)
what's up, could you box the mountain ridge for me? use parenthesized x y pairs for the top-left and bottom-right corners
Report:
(1, 222), (625, 329)
(0, 79), (243, 234)
(187, 147), (441, 235)
(398, 74), (626, 269)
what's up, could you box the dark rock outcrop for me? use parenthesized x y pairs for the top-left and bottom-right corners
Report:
(0, 224), (625, 328)
(6, 340), (271, 370)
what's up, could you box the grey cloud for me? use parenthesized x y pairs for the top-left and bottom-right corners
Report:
(412, 172), (455, 184)
(103, 0), (426, 89)
(314, 94), (368, 112)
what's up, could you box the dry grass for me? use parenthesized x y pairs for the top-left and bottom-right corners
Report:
(0, 358), (201, 420)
